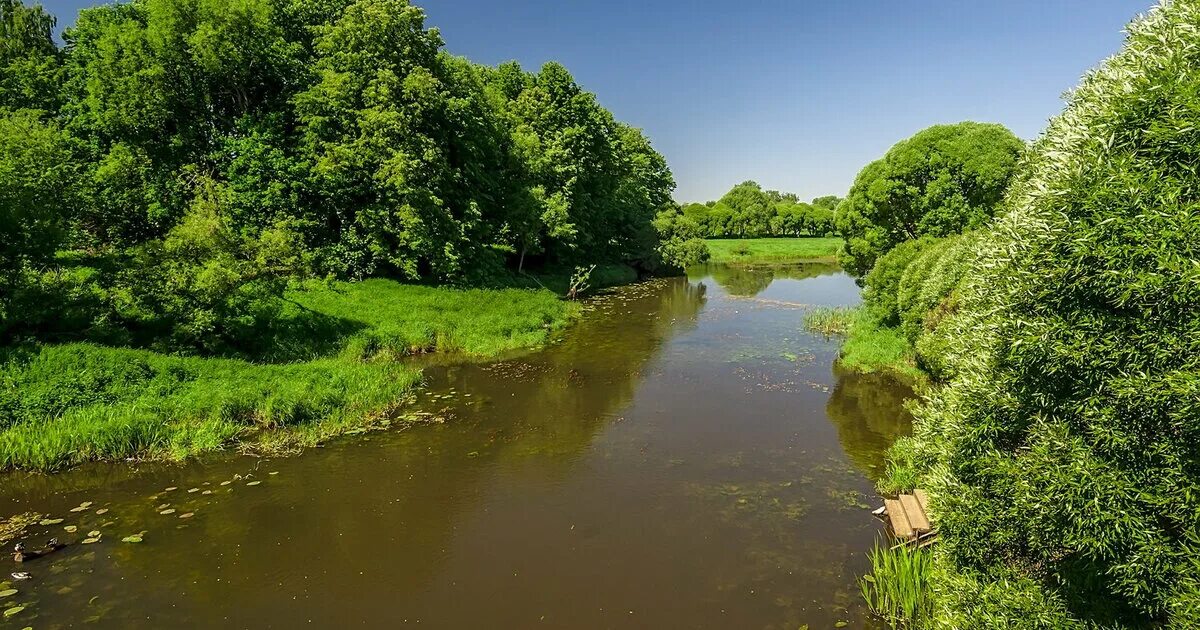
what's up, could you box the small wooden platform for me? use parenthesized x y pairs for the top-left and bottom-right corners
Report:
(875, 490), (937, 548)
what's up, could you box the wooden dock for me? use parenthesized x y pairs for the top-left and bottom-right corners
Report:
(874, 489), (937, 548)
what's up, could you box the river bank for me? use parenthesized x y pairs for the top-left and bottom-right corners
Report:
(0, 267), (650, 472)
(0, 263), (914, 628)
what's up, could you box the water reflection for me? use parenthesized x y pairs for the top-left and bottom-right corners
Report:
(696, 262), (840, 296)
(826, 365), (915, 481)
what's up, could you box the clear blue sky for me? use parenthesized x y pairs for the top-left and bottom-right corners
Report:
(42, 0), (1148, 202)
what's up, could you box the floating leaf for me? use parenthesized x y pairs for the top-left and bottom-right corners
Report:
(4, 605), (24, 617)
(219, 481), (231, 486)
(39, 518), (63, 525)
(268, 472), (279, 476)
(88, 530), (101, 537)
(121, 536), (143, 543)
(187, 488), (199, 494)
(81, 538), (100, 545)
(164, 487), (177, 492)
(246, 481), (262, 486)
(95, 509), (108, 515)
(159, 509), (176, 515)
(64, 525), (77, 533)
(80, 501), (93, 508)
(202, 490), (212, 495)
(0, 589), (16, 597)
(70, 506), (86, 512)
(156, 504), (170, 511)
(179, 513), (194, 519)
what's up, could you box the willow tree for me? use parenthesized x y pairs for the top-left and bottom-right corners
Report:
(912, 2), (1200, 626)
(836, 122), (1023, 276)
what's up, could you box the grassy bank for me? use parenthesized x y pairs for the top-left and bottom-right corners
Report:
(705, 237), (840, 263)
(804, 306), (927, 388)
(0, 278), (585, 471)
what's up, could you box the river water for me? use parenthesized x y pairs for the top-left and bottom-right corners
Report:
(0, 264), (913, 629)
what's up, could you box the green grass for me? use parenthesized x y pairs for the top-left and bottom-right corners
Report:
(805, 306), (928, 388)
(860, 539), (934, 627)
(705, 237), (841, 263)
(0, 279), (585, 471)
(289, 279), (581, 360)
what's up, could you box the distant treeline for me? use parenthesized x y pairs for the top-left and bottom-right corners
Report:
(0, 0), (704, 351)
(679, 182), (841, 239)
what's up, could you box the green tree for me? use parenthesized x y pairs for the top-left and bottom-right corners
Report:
(0, 110), (76, 327)
(836, 122), (1023, 276)
(0, 0), (61, 112)
(911, 3), (1200, 624)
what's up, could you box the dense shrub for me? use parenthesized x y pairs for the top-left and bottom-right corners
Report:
(911, 2), (1200, 624)
(895, 231), (981, 343)
(861, 236), (940, 325)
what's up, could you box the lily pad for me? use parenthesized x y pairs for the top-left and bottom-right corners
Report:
(64, 525), (78, 533)
(121, 535), (143, 543)
(0, 589), (16, 597)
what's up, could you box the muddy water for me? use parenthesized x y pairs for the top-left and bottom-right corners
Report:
(0, 264), (913, 629)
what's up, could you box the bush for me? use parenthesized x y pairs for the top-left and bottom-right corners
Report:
(911, 2), (1200, 624)
(862, 237), (940, 325)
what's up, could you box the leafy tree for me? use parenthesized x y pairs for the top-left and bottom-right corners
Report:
(0, 110), (76, 328)
(909, 3), (1200, 624)
(0, 0), (60, 112)
(835, 122), (1024, 276)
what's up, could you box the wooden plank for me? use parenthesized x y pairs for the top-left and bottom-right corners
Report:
(900, 494), (931, 532)
(914, 489), (931, 514)
(884, 498), (914, 539)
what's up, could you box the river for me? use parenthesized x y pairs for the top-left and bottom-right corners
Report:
(0, 263), (913, 629)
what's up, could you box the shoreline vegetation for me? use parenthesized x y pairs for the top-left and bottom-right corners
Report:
(0, 270), (614, 472)
(840, 4), (1200, 628)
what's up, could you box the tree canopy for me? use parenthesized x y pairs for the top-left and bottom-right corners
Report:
(0, 0), (699, 349)
(835, 121), (1024, 276)
(682, 181), (838, 239)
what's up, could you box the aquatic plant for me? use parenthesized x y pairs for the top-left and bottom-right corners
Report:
(859, 540), (933, 627)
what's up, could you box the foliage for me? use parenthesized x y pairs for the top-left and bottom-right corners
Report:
(861, 237), (940, 326)
(0, 0), (673, 352)
(651, 207), (710, 270)
(859, 540), (934, 627)
(906, 2), (1200, 625)
(683, 182), (838, 239)
(836, 122), (1023, 276)
(704, 237), (841, 264)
